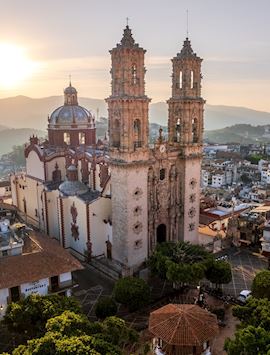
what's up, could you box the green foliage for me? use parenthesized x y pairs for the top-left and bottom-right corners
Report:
(205, 260), (232, 287)
(3, 296), (139, 355)
(246, 154), (266, 165)
(225, 298), (270, 354)
(4, 294), (81, 338)
(232, 297), (270, 331)
(45, 311), (92, 337)
(113, 277), (150, 312)
(11, 333), (120, 355)
(94, 297), (117, 320)
(149, 241), (214, 285)
(252, 270), (270, 299)
(224, 325), (270, 355)
(240, 173), (252, 184)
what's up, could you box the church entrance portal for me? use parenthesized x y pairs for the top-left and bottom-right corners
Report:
(156, 224), (166, 244)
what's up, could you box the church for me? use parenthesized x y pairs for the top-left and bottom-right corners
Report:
(11, 25), (204, 275)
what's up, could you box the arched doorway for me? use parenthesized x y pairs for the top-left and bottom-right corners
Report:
(156, 224), (166, 244)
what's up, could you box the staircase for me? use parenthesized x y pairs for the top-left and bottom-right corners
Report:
(88, 257), (122, 281)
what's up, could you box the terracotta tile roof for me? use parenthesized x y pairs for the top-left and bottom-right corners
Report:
(0, 232), (83, 289)
(149, 304), (218, 346)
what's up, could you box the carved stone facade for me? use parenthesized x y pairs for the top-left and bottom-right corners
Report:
(108, 29), (204, 269)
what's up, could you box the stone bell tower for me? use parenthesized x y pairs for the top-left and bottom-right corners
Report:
(106, 26), (150, 271)
(167, 38), (204, 243)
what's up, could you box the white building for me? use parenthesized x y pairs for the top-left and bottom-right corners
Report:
(0, 226), (82, 318)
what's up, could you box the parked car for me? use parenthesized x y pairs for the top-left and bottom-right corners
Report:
(237, 290), (252, 304)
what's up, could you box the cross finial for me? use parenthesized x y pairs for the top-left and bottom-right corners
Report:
(186, 9), (189, 38)
(126, 17), (129, 27)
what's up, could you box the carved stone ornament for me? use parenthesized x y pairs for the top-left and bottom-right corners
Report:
(133, 187), (143, 200)
(134, 239), (143, 249)
(189, 222), (195, 231)
(133, 206), (142, 216)
(133, 222), (143, 234)
(189, 178), (197, 189)
(188, 207), (196, 218)
(189, 193), (196, 203)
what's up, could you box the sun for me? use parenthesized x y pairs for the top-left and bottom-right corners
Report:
(0, 43), (38, 88)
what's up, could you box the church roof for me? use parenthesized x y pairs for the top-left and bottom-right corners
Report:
(177, 38), (201, 60)
(149, 304), (218, 346)
(114, 25), (141, 49)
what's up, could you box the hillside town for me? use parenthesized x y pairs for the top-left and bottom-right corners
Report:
(0, 5), (270, 355)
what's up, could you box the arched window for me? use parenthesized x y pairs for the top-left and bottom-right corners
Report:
(132, 64), (137, 85)
(64, 132), (70, 145)
(191, 70), (194, 89)
(79, 132), (85, 145)
(192, 118), (198, 143)
(175, 118), (181, 143)
(179, 71), (183, 89)
(133, 119), (142, 149)
(112, 119), (120, 148)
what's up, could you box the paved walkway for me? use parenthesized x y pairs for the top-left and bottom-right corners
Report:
(211, 248), (267, 297)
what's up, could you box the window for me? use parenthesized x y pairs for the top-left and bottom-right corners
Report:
(179, 71), (183, 89)
(79, 132), (85, 145)
(191, 70), (194, 88)
(64, 132), (70, 145)
(112, 119), (120, 148)
(160, 168), (165, 181)
(132, 64), (137, 84)
(2, 250), (8, 257)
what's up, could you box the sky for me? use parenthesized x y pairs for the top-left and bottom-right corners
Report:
(0, 0), (269, 111)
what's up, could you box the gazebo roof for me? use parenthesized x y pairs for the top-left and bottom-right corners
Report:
(149, 304), (219, 346)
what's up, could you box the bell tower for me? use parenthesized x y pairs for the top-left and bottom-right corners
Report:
(167, 38), (204, 243)
(106, 26), (150, 271)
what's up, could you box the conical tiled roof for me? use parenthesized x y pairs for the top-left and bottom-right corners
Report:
(149, 304), (218, 346)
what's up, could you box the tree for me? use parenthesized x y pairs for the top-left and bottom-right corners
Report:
(94, 297), (117, 319)
(232, 297), (270, 330)
(224, 325), (270, 355)
(4, 294), (81, 338)
(149, 241), (214, 285)
(11, 333), (121, 355)
(113, 277), (150, 312)
(252, 270), (270, 299)
(205, 261), (232, 288)
(224, 298), (270, 354)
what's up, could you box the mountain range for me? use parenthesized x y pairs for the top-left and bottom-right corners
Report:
(1, 95), (270, 131)
(0, 95), (270, 155)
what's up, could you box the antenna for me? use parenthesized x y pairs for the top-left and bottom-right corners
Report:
(126, 17), (129, 27)
(186, 9), (189, 38)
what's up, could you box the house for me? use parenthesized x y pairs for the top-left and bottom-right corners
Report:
(0, 225), (82, 318)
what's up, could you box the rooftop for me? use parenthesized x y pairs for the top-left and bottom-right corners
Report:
(149, 304), (218, 346)
(0, 231), (83, 289)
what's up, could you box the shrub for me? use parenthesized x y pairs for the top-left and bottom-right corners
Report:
(113, 277), (150, 312)
(94, 297), (117, 319)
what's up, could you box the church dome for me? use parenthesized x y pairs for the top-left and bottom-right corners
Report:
(49, 105), (93, 126)
(48, 82), (94, 127)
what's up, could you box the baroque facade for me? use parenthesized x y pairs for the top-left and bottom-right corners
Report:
(11, 26), (204, 274)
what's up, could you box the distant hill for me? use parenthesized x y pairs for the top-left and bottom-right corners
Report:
(204, 124), (270, 144)
(1, 95), (270, 131)
(0, 128), (46, 155)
